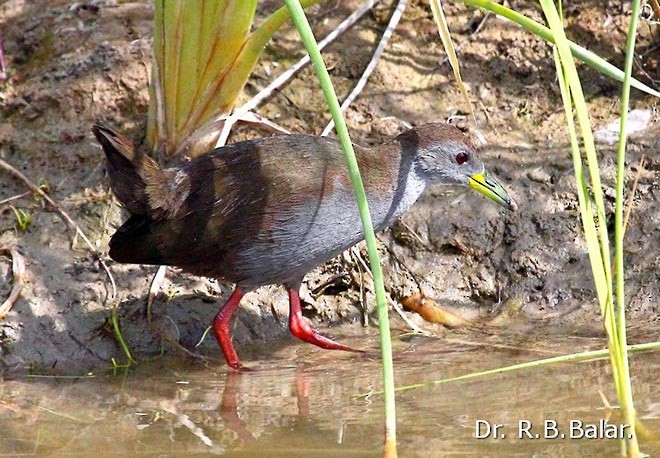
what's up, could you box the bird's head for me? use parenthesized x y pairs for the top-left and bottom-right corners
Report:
(400, 123), (516, 210)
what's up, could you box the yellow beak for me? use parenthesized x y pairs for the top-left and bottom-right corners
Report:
(468, 172), (517, 211)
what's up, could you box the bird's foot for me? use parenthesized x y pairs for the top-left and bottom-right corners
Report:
(289, 312), (361, 352)
(288, 287), (362, 353)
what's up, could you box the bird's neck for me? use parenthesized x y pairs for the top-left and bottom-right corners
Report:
(369, 164), (427, 231)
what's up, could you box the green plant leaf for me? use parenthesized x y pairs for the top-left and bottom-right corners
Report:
(460, 0), (660, 98)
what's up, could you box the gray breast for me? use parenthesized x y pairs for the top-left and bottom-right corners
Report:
(233, 171), (426, 287)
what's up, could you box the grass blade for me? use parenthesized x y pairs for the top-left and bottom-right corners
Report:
(613, 0), (643, 455)
(459, 0), (660, 98)
(541, 0), (641, 455)
(429, 0), (475, 123)
(539, 0), (612, 310)
(385, 342), (660, 394)
(283, 1), (397, 455)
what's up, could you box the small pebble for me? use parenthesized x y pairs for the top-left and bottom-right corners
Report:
(527, 167), (551, 183)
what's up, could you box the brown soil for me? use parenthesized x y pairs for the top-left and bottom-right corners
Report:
(1, 0), (658, 373)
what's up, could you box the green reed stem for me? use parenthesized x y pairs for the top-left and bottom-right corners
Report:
(111, 305), (137, 365)
(614, 0), (642, 455)
(541, 3), (613, 304)
(552, 44), (624, 407)
(385, 342), (660, 395)
(458, 0), (659, 97)
(540, 0), (641, 455)
(283, 1), (397, 454)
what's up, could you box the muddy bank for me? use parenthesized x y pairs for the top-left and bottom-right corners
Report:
(0, 1), (658, 373)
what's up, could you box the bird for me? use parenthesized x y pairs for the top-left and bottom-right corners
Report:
(92, 122), (515, 369)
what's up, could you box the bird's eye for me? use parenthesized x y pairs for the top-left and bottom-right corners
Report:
(455, 152), (469, 165)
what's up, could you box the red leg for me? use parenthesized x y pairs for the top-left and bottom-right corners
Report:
(213, 287), (246, 370)
(287, 287), (361, 353)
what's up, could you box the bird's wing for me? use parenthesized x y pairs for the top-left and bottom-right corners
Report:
(110, 136), (343, 269)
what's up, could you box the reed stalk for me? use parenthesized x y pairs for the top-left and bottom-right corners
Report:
(540, 1), (641, 454)
(283, 1), (397, 455)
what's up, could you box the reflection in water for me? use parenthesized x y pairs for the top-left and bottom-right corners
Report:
(1, 330), (659, 457)
(221, 371), (257, 446)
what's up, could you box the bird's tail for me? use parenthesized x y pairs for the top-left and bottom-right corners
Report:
(92, 124), (161, 216)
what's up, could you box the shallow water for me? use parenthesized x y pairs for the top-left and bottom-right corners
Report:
(1, 329), (659, 457)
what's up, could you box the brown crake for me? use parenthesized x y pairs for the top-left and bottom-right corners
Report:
(93, 123), (515, 369)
